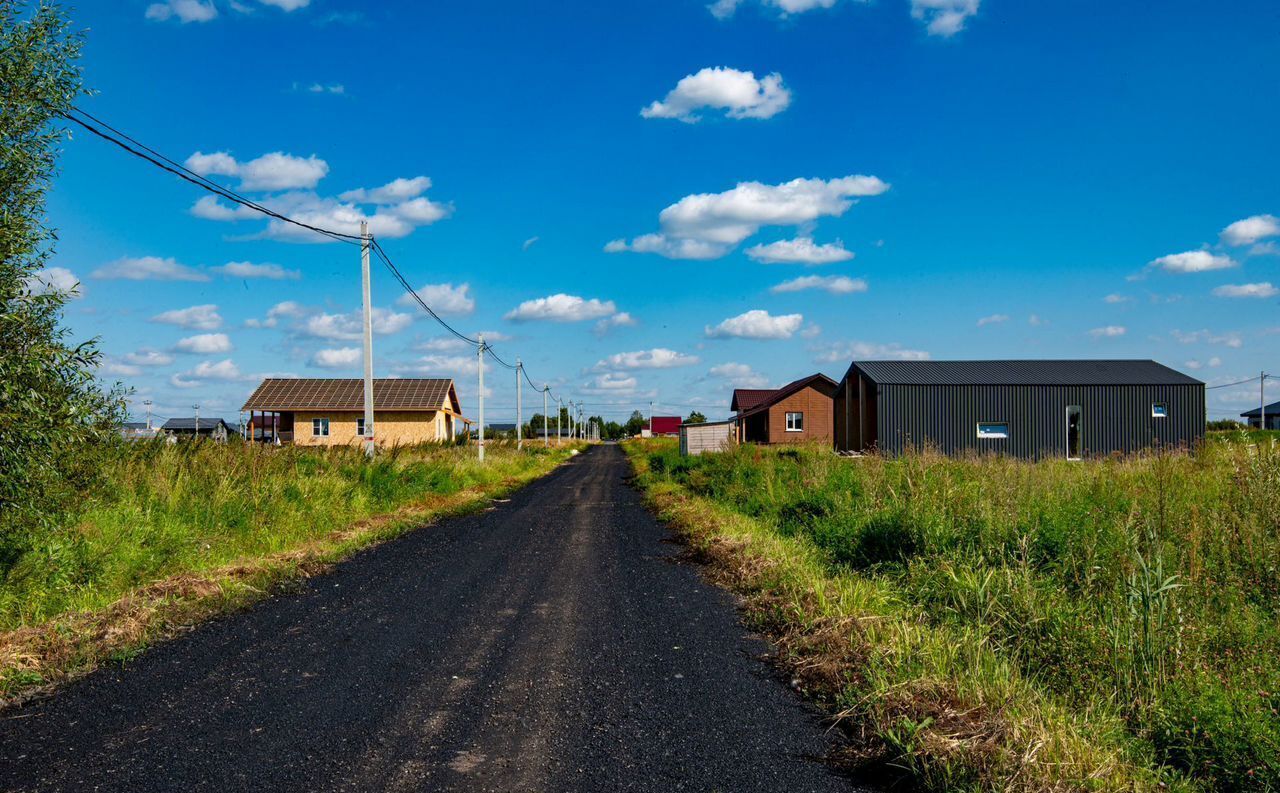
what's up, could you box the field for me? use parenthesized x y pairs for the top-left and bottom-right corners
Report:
(628, 435), (1280, 792)
(0, 439), (579, 701)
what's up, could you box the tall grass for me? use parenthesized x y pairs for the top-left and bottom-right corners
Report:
(631, 438), (1280, 792)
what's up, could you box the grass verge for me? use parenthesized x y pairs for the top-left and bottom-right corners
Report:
(625, 438), (1279, 793)
(0, 440), (581, 705)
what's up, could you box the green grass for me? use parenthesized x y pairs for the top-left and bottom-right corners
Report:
(0, 439), (579, 698)
(628, 439), (1280, 793)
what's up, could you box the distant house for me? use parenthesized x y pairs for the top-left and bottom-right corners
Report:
(241, 378), (470, 447)
(731, 373), (838, 445)
(1240, 401), (1280, 430)
(162, 417), (232, 442)
(835, 359), (1205, 459)
(643, 416), (682, 437)
(120, 422), (161, 441)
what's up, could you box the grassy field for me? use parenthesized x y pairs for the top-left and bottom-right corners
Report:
(628, 437), (1279, 792)
(0, 439), (579, 701)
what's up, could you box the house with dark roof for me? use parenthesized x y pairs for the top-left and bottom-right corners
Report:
(731, 373), (838, 445)
(834, 360), (1205, 459)
(1240, 400), (1280, 430)
(161, 417), (232, 442)
(241, 378), (470, 447)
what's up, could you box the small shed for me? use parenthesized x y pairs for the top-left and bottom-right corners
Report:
(680, 420), (735, 456)
(1240, 400), (1280, 430)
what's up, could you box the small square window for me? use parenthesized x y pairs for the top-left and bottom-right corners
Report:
(977, 422), (1009, 439)
(1151, 403), (1168, 418)
(312, 418), (330, 437)
(357, 418), (367, 436)
(785, 412), (804, 432)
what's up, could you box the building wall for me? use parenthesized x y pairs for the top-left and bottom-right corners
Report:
(680, 422), (735, 455)
(764, 385), (834, 444)
(292, 410), (451, 447)
(865, 382), (1204, 459)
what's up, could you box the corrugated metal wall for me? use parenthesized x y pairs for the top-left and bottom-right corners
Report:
(872, 381), (1205, 459)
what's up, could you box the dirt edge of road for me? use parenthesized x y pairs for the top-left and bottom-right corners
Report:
(0, 455), (575, 711)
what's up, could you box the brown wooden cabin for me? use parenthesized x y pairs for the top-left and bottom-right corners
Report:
(731, 373), (838, 445)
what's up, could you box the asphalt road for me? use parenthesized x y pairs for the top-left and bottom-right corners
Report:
(0, 444), (864, 792)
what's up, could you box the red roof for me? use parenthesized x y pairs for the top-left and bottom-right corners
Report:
(648, 416), (682, 436)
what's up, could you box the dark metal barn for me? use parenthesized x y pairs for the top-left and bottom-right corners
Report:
(834, 360), (1205, 459)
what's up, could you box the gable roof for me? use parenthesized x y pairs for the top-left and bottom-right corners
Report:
(242, 378), (458, 412)
(733, 373), (838, 418)
(162, 417), (231, 431)
(848, 360), (1202, 387)
(730, 389), (776, 412)
(1240, 400), (1280, 418)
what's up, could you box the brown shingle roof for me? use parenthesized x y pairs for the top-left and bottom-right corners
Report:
(730, 389), (776, 412)
(241, 378), (456, 412)
(733, 373), (837, 418)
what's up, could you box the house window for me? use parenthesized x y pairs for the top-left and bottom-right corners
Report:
(977, 422), (1009, 439)
(312, 418), (330, 437)
(785, 412), (804, 432)
(1151, 403), (1168, 418)
(357, 418), (367, 436)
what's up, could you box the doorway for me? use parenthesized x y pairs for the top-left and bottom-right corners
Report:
(1066, 405), (1082, 460)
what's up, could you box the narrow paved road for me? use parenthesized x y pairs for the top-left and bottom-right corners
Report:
(0, 445), (862, 792)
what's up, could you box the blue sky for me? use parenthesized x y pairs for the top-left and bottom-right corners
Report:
(32, 0), (1280, 424)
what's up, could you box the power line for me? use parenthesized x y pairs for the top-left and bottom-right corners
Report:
(1207, 375), (1263, 390)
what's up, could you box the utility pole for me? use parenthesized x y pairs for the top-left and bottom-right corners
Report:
(516, 358), (523, 450)
(193, 404), (200, 438)
(543, 386), (549, 448)
(143, 399), (152, 431)
(557, 396), (562, 446)
(568, 400), (574, 441)
(1263, 371), (1268, 431)
(649, 400), (654, 436)
(360, 220), (375, 458)
(478, 334), (486, 462)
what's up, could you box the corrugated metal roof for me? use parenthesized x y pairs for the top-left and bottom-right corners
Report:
(242, 378), (455, 411)
(1240, 400), (1280, 417)
(162, 418), (231, 431)
(850, 360), (1202, 387)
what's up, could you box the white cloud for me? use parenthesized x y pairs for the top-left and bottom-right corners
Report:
(312, 347), (362, 369)
(610, 176), (887, 260)
(152, 304), (223, 331)
(1172, 329), (1243, 348)
(174, 333), (233, 354)
(416, 337), (471, 353)
(1220, 214), (1280, 247)
(522, 236), (539, 251)
(582, 373), (639, 394)
(92, 256), (208, 282)
(145, 0), (217, 23)
(24, 266), (83, 297)
(1089, 325), (1126, 338)
(709, 0), (837, 20)
(193, 188), (451, 243)
(182, 359), (244, 382)
(770, 275), (867, 295)
(122, 349), (174, 367)
(258, 0), (311, 9)
(708, 362), (770, 388)
(706, 309), (803, 340)
(642, 67), (791, 123)
(1028, 314), (1045, 327)
(813, 340), (930, 363)
(397, 354), (481, 378)
(100, 360), (143, 378)
(976, 313), (1010, 327)
(747, 237), (855, 265)
(910, 0), (980, 37)
(1184, 358), (1222, 371)
(245, 300), (308, 329)
(1149, 250), (1237, 273)
(212, 261), (300, 280)
(306, 83), (345, 95)
(339, 176), (432, 205)
(1212, 282), (1277, 299)
(397, 282), (474, 315)
(505, 294), (618, 322)
(1103, 293), (1131, 304)
(595, 348), (700, 371)
(300, 308), (413, 340)
(190, 195), (259, 221)
(184, 151), (329, 192)
(595, 312), (637, 337)
(1250, 241), (1280, 257)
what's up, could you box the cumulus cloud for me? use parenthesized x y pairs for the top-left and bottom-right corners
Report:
(397, 282), (474, 315)
(910, 0), (981, 37)
(1220, 214), (1279, 247)
(505, 294), (618, 322)
(708, 362), (770, 388)
(1172, 329), (1243, 348)
(976, 313), (1010, 327)
(594, 312), (637, 336)
(813, 340), (930, 363)
(312, 347), (362, 368)
(92, 256), (208, 282)
(152, 304), (222, 331)
(1212, 282), (1278, 299)
(339, 177), (432, 205)
(1148, 250), (1237, 274)
(122, 349), (174, 367)
(396, 354), (481, 378)
(185, 151), (329, 191)
(192, 186), (451, 243)
(245, 300), (308, 329)
(174, 333), (233, 354)
(145, 0), (217, 23)
(770, 275), (867, 295)
(258, 0), (311, 9)
(581, 373), (641, 395)
(182, 359), (243, 382)
(24, 266), (83, 297)
(212, 261), (300, 280)
(746, 237), (854, 265)
(299, 307), (413, 340)
(708, 0), (837, 20)
(1089, 325), (1127, 338)
(595, 348), (700, 371)
(1184, 357), (1222, 371)
(706, 309), (803, 340)
(100, 360), (143, 378)
(1103, 293), (1131, 304)
(609, 176), (888, 260)
(642, 67), (790, 122)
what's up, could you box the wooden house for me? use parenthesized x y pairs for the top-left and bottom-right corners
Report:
(731, 373), (838, 445)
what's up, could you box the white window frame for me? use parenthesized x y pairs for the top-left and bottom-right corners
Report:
(785, 411), (804, 432)
(356, 417), (366, 436)
(1151, 402), (1168, 419)
(976, 422), (1009, 439)
(312, 417), (330, 437)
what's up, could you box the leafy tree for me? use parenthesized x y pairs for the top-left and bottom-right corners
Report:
(686, 411), (707, 424)
(624, 410), (645, 437)
(602, 420), (624, 440)
(1, 1), (124, 570)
